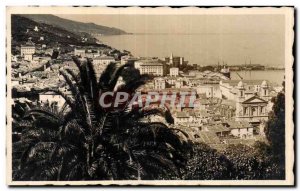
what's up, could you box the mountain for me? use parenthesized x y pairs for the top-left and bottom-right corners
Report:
(11, 15), (111, 54)
(22, 14), (127, 35)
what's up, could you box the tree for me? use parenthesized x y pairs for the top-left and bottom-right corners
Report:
(264, 83), (285, 178)
(183, 143), (231, 180)
(13, 56), (189, 180)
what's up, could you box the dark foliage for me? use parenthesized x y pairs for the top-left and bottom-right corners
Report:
(184, 142), (285, 180)
(12, 57), (188, 181)
(264, 84), (286, 178)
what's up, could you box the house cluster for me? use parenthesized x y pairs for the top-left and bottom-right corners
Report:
(128, 54), (282, 146)
(12, 39), (282, 147)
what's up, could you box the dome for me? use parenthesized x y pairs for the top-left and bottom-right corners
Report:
(261, 80), (268, 87)
(237, 81), (244, 88)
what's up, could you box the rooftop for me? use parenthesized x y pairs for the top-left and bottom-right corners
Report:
(175, 111), (189, 118)
(94, 56), (115, 60)
(198, 131), (220, 144)
(223, 120), (252, 129)
(222, 79), (269, 87)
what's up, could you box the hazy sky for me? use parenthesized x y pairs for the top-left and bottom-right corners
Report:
(56, 14), (285, 67)
(57, 14), (284, 34)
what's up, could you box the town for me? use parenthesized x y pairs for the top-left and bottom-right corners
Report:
(11, 34), (284, 150)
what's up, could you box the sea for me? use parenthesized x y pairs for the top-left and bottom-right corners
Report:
(99, 34), (285, 86)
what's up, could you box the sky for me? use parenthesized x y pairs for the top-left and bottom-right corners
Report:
(56, 14), (285, 35)
(56, 14), (285, 67)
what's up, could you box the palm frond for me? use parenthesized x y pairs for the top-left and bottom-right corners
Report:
(108, 63), (131, 91)
(98, 62), (117, 90)
(24, 109), (60, 123)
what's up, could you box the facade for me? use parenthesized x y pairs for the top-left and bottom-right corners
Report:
(121, 56), (139, 65)
(196, 85), (221, 98)
(21, 41), (35, 61)
(74, 48), (86, 57)
(39, 91), (66, 109)
(219, 79), (271, 101)
(175, 78), (184, 89)
(224, 121), (254, 139)
(135, 59), (163, 76)
(93, 56), (115, 66)
(170, 67), (179, 77)
(154, 77), (166, 90)
(235, 81), (269, 125)
(174, 111), (189, 125)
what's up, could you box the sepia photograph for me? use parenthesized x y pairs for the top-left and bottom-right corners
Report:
(6, 6), (294, 186)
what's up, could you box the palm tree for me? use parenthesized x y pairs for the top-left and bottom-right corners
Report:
(13, 56), (189, 180)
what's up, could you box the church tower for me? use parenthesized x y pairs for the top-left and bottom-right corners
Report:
(170, 52), (173, 65)
(261, 80), (269, 100)
(237, 81), (245, 101)
(236, 81), (245, 120)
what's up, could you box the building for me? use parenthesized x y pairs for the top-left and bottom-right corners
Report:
(154, 77), (166, 90)
(196, 85), (221, 98)
(203, 124), (231, 138)
(93, 56), (115, 66)
(135, 59), (163, 76)
(121, 56), (139, 65)
(223, 120), (254, 139)
(217, 99), (236, 119)
(219, 79), (272, 101)
(175, 78), (184, 88)
(165, 53), (185, 68)
(74, 48), (86, 57)
(174, 111), (189, 125)
(21, 40), (35, 61)
(34, 26), (39, 32)
(39, 91), (69, 109)
(235, 81), (269, 126)
(170, 67), (179, 77)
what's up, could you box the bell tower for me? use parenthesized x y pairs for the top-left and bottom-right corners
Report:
(237, 81), (245, 101)
(261, 80), (269, 100)
(170, 52), (173, 65)
(236, 81), (245, 120)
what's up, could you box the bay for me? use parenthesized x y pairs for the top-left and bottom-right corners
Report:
(99, 34), (285, 85)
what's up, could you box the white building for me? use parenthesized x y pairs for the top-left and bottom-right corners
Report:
(39, 91), (67, 109)
(174, 111), (189, 125)
(196, 85), (221, 98)
(224, 120), (253, 139)
(21, 41), (35, 61)
(219, 79), (272, 101)
(74, 48), (86, 57)
(121, 55), (138, 65)
(135, 59), (163, 76)
(34, 26), (39, 32)
(154, 77), (166, 90)
(175, 78), (184, 89)
(93, 56), (115, 66)
(170, 67), (179, 77)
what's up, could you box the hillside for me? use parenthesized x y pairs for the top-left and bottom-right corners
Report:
(11, 15), (107, 52)
(22, 14), (127, 36)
